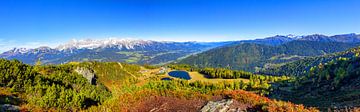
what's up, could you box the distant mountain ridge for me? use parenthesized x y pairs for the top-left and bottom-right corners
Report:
(56, 38), (154, 51)
(236, 35), (297, 46)
(178, 33), (360, 72)
(299, 33), (360, 43)
(0, 38), (232, 65)
(236, 33), (360, 46)
(2, 39), (163, 55)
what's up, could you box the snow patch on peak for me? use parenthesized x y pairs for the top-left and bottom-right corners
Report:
(11, 48), (29, 54)
(286, 34), (297, 38)
(285, 34), (303, 39)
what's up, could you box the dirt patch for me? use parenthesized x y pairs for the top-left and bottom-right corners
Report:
(228, 100), (252, 111)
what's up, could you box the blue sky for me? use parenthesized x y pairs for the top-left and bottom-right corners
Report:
(0, 0), (360, 52)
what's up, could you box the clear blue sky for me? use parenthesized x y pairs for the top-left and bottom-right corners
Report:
(0, 0), (360, 52)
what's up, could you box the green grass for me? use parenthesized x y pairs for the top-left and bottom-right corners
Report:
(125, 57), (140, 63)
(162, 70), (249, 83)
(149, 51), (178, 58)
(280, 55), (304, 60)
(187, 71), (249, 83)
(117, 51), (143, 57)
(270, 54), (285, 60)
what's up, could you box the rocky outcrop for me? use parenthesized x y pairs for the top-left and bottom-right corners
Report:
(0, 104), (20, 112)
(200, 99), (243, 112)
(75, 67), (96, 85)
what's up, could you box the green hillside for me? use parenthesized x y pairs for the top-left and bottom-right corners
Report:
(0, 59), (112, 110)
(178, 41), (360, 72)
(0, 59), (318, 111)
(270, 47), (360, 109)
(262, 45), (360, 76)
(0, 59), (142, 111)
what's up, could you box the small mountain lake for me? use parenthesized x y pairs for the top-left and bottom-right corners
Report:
(168, 71), (191, 80)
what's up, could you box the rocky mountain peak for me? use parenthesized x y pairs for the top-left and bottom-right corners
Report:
(10, 48), (29, 54)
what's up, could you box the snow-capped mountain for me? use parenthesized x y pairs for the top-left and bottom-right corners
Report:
(7, 48), (29, 54)
(235, 33), (360, 46)
(56, 38), (155, 51)
(298, 33), (360, 42)
(0, 47), (58, 57)
(0, 38), (230, 65)
(235, 35), (297, 46)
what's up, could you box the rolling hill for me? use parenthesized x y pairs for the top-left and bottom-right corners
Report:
(269, 46), (360, 109)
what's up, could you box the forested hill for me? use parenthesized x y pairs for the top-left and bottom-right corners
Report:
(270, 46), (360, 109)
(261, 45), (360, 76)
(177, 40), (360, 72)
(0, 59), (139, 110)
(0, 59), (319, 111)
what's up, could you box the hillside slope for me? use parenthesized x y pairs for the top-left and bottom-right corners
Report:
(261, 45), (360, 76)
(178, 40), (360, 72)
(0, 59), (318, 111)
(270, 46), (360, 109)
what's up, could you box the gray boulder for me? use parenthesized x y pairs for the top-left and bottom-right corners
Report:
(75, 67), (96, 85)
(201, 99), (234, 112)
(0, 104), (20, 112)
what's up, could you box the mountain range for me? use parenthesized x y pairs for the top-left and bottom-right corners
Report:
(178, 33), (360, 72)
(236, 33), (360, 46)
(1, 33), (359, 66)
(0, 39), (230, 65)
